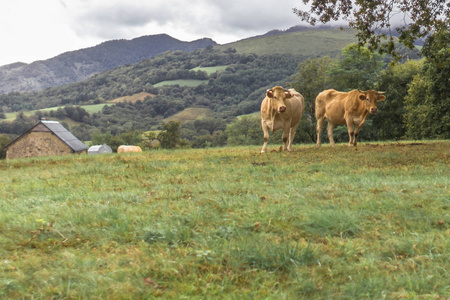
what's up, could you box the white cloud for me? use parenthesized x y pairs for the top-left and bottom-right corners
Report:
(0, 0), (306, 66)
(63, 0), (303, 42)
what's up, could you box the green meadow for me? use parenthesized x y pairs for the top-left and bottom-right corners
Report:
(4, 103), (112, 121)
(0, 141), (448, 299)
(218, 29), (358, 56)
(153, 79), (209, 88)
(191, 65), (229, 74)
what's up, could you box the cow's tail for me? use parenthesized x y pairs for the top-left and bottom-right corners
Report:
(315, 93), (325, 120)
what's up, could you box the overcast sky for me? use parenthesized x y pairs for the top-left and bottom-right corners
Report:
(0, 0), (312, 66)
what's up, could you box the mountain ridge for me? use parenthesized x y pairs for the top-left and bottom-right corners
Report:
(0, 34), (217, 94)
(0, 25), (346, 95)
(0, 24), (423, 95)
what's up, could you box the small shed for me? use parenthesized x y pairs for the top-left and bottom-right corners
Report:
(4, 120), (88, 159)
(88, 144), (112, 154)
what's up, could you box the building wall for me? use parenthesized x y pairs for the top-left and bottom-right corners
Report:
(6, 132), (72, 159)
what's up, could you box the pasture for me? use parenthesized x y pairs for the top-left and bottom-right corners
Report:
(191, 66), (229, 75)
(153, 79), (209, 88)
(4, 103), (112, 121)
(164, 107), (212, 123)
(108, 92), (155, 104)
(218, 29), (358, 56)
(0, 141), (448, 298)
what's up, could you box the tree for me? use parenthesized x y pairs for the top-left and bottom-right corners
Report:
(404, 29), (450, 139)
(326, 44), (385, 91)
(0, 134), (11, 159)
(71, 123), (94, 141)
(90, 130), (113, 146)
(225, 115), (264, 146)
(158, 121), (181, 149)
(294, 0), (449, 59)
(289, 56), (335, 142)
(119, 129), (143, 146)
(374, 59), (423, 140)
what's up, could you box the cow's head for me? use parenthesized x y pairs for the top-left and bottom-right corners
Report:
(266, 86), (293, 113)
(358, 90), (386, 114)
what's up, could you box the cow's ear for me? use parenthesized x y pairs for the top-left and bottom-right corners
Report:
(377, 95), (386, 102)
(266, 89), (274, 98)
(358, 94), (366, 101)
(284, 90), (293, 98)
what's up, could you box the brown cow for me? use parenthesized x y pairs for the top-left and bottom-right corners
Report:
(315, 89), (386, 147)
(117, 145), (142, 153)
(260, 86), (305, 153)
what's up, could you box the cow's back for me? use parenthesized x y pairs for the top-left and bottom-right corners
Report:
(315, 89), (348, 120)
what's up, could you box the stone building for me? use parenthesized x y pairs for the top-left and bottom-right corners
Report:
(4, 120), (88, 159)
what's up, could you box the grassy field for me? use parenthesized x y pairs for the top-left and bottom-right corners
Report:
(0, 141), (448, 299)
(4, 103), (112, 121)
(108, 92), (156, 104)
(218, 28), (358, 56)
(164, 107), (212, 123)
(191, 66), (229, 75)
(153, 79), (209, 88)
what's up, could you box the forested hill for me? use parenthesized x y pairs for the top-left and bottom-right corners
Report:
(0, 34), (217, 94)
(0, 28), (361, 114)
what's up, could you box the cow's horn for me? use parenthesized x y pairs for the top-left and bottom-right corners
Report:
(357, 89), (365, 93)
(377, 91), (386, 94)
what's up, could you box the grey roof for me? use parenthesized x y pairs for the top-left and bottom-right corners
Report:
(40, 120), (88, 152)
(88, 145), (103, 152)
(88, 144), (112, 154)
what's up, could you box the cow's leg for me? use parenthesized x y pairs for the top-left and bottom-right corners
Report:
(286, 122), (300, 152)
(353, 126), (362, 147)
(261, 121), (270, 154)
(316, 117), (325, 147)
(346, 119), (356, 146)
(327, 122), (336, 146)
(282, 126), (290, 151)
(353, 119), (367, 147)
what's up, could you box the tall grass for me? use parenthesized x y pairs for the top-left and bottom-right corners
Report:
(0, 141), (448, 298)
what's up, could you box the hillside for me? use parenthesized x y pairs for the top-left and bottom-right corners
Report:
(0, 28), (361, 114)
(0, 27), (355, 95)
(0, 34), (217, 94)
(219, 28), (358, 56)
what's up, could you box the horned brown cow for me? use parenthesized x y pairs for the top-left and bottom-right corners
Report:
(117, 145), (142, 153)
(315, 89), (386, 147)
(260, 86), (305, 153)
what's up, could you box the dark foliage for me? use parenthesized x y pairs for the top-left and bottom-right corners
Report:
(158, 121), (182, 149)
(294, 0), (449, 60)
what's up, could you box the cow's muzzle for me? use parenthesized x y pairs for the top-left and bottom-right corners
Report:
(370, 107), (378, 114)
(278, 106), (287, 113)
